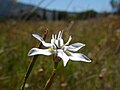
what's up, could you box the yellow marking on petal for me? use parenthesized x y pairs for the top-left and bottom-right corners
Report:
(49, 48), (54, 52)
(66, 50), (71, 54)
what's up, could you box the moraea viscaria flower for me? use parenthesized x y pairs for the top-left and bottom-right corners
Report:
(28, 31), (91, 67)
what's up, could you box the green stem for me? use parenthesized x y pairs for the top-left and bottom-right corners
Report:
(21, 29), (48, 90)
(44, 56), (59, 90)
(44, 69), (56, 90)
(21, 56), (37, 90)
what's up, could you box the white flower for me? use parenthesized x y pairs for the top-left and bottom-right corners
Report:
(28, 31), (91, 67)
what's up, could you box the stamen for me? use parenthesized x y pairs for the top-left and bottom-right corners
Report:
(60, 30), (64, 38)
(55, 34), (57, 39)
(52, 34), (54, 39)
(57, 31), (61, 39)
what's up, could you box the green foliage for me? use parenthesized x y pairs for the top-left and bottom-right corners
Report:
(77, 10), (97, 19)
(111, 0), (120, 13)
(0, 15), (120, 90)
(58, 11), (68, 20)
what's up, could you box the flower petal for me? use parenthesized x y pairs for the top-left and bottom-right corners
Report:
(67, 52), (91, 62)
(57, 50), (69, 67)
(32, 34), (51, 47)
(60, 31), (64, 47)
(67, 43), (85, 52)
(28, 48), (52, 56)
(54, 34), (57, 40)
(65, 36), (72, 45)
(60, 30), (63, 38)
(57, 31), (61, 39)
(55, 39), (59, 47)
(51, 34), (55, 45)
(57, 31), (64, 47)
(59, 38), (64, 47)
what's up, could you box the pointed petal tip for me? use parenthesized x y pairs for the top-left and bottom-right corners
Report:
(81, 57), (92, 63)
(85, 59), (92, 63)
(32, 34), (41, 39)
(63, 64), (67, 67)
(79, 43), (85, 47)
(28, 53), (33, 56)
(81, 54), (92, 62)
(65, 35), (72, 45)
(63, 62), (67, 67)
(57, 50), (69, 67)
(32, 34), (37, 37)
(83, 43), (85, 46)
(62, 58), (69, 67)
(27, 48), (36, 56)
(69, 35), (72, 40)
(28, 52), (33, 56)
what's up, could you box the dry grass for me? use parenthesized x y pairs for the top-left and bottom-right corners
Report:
(0, 15), (120, 90)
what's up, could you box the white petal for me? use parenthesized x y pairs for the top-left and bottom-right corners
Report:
(51, 34), (55, 45)
(51, 39), (57, 49)
(60, 30), (63, 38)
(60, 38), (64, 47)
(55, 39), (59, 47)
(67, 52), (91, 62)
(65, 36), (72, 45)
(51, 38), (54, 45)
(32, 34), (51, 47)
(32, 34), (43, 42)
(55, 34), (57, 40)
(57, 50), (69, 67)
(52, 34), (54, 39)
(28, 48), (52, 56)
(67, 43), (85, 52)
(57, 31), (61, 39)
(56, 31), (64, 47)
(59, 31), (64, 47)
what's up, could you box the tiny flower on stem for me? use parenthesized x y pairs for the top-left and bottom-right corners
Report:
(28, 31), (91, 67)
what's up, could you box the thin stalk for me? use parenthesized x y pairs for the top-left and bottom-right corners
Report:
(21, 29), (48, 90)
(44, 69), (56, 90)
(44, 54), (59, 90)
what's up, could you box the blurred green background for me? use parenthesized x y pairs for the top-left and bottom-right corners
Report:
(0, 15), (120, 90)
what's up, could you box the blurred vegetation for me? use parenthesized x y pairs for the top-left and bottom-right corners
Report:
(76, 10), (97, 19)
(57, 10), (98, 21)
(0, 15), (120, 90)
(111, 0), (120, 13)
